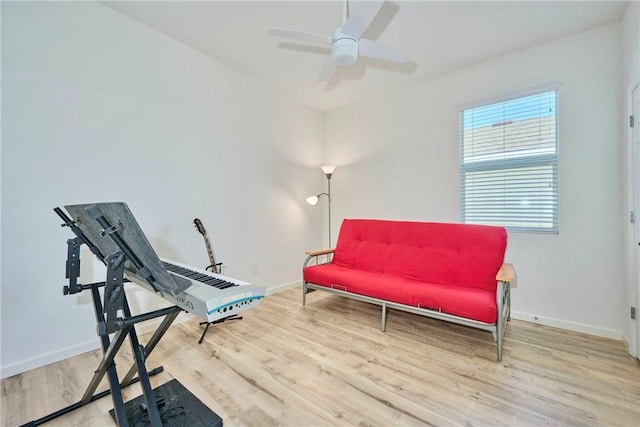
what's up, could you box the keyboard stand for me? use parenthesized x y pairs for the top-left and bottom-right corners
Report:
(20, 278), (182, 427)
(32, 206), (223, 427)
(198, 314), (243, 344)
(196, 263), (243, 344)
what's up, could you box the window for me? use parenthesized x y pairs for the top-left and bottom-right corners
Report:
(460, 89), (558, 233)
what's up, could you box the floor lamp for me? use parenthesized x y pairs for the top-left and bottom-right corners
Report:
(306, 165), (335, 248)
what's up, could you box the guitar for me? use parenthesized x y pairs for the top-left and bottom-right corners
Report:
(193, 218), (221, 274)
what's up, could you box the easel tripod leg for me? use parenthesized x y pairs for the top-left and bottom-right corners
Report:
(122, 298), (163, 427)
(90, 286), (129, 426)
(120, 308), (180, 387)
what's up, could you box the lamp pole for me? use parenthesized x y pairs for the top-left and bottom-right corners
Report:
(327, 173), (332, 248)
(307, 166), (336, 249)
(321, 166), (335, 248)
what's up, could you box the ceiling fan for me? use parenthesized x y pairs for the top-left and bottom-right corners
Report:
(269, 0), (410, 81)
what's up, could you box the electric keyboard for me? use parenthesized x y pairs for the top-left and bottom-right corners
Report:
(126, 259), (265, 323)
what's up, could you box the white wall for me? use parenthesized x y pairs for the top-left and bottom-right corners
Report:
(0, 2), (632, 378)
(1, 2), (323, 377)
(324, 23), (624, 338)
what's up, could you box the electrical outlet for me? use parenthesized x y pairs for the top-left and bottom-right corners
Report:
(252, 263), (258, 274)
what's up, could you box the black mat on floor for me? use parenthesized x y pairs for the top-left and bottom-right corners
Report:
(109, 379), (222, 427)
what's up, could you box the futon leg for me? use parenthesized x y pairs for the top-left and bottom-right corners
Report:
(381, 302), (387, 332)
(302, 282), (307, 306)
(495, 281), (509, 362)
(497, 325), (503, 362)
(507, 285), (511, 321)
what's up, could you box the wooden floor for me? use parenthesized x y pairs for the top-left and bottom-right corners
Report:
(3, 287), (639, 426)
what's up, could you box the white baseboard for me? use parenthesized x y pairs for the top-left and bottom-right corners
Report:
(511, 310), (622, 340)
(6, 285), (623, 379)
(622, 332), (631, 353)
(1, 338), (100, 380)
(268, 285), (625, 341)
(621, 331), (638, 358)
(0, 311), (195, 380)
(1, 283), (299, 379)
(266, 280), (301, 295)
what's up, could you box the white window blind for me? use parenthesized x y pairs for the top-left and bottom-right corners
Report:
(460, 90), (558, 233)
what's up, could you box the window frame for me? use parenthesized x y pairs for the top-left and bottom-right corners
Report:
(459, 87), (560, 234)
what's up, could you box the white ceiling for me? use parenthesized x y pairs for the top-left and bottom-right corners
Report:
(103, 1), (629, 112)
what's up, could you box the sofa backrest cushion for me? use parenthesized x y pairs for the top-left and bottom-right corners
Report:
(331, 219), (507, 291)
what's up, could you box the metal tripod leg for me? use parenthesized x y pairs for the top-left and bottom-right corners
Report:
(198, 314), (242, 344)
(90, 285), (129, 426)
(121, 297), (163, 427)
(120, 308), (181, 387)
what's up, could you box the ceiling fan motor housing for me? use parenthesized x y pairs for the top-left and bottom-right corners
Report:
(332, 30), (358, 67)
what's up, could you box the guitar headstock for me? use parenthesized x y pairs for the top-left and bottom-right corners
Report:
(193, 218), (207, 236)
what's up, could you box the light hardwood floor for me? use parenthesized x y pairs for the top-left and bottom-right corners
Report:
(3, 287), (639, 426)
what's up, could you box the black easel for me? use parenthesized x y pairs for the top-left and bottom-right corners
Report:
(21, 208), (180, 427)
(23, 204), (223, 427)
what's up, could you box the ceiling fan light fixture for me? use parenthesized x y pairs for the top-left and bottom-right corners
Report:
(269, 0), (409, 80)
(331, 33), (358, 67)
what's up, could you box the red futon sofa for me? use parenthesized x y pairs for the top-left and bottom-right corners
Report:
(303, 219), (516, 361)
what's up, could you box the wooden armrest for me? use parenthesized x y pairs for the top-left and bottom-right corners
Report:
(496, 263), (516, 283)
(305, 248), (335, 257)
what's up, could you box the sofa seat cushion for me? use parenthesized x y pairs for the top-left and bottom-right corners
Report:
(304, 263), (497, 324)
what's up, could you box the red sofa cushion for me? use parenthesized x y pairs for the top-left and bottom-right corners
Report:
(303, 219), (507, 324)
(331, 219), (506, 292)
(304, 263), (498, 323)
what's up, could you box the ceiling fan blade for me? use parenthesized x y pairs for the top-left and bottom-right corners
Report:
(269, 28), (332, 46)
(341, 0), (384, 39)
(359, 38), (409, 63)
(319, 56), (337, 82)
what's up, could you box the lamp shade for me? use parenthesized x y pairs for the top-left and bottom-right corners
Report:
(306, 195), (320, 206)
(321, 165), (336, 175)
